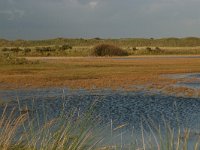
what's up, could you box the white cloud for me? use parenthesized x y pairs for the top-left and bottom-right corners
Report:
(68, 0), (101, 9)
(89, 1), (98, 9)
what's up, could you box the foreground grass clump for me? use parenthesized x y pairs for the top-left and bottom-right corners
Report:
(0, 106), (103, 150)
(92, 44), (128, 56)
(1, 99), (200, 150)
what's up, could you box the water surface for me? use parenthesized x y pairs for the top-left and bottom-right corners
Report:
(1, 87), (200, 147)
(1, 88), (200, 130)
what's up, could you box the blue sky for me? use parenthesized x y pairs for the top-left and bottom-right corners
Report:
(0, 0), (200, 40)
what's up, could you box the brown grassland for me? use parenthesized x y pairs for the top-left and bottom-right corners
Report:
(0, 56), (200, 96)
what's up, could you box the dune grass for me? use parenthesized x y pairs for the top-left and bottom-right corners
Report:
(2, 46), (200, 57)
(2, 37), (200, 47)
(2, 37), (200, 57)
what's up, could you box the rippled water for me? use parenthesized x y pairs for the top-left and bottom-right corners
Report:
(1, 88), (200, 130)
(1, 87), (200, 147)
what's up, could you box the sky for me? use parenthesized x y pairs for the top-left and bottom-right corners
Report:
(0, 0), (200, 40)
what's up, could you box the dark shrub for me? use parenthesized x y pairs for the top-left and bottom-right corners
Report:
(24, 48), (31, 53)
(155, 47), (160, 51)
(59, 44), (72, 51)
(35, 47), (41, 52)
(146, 47), (152, 51)
(10, 47), (23, 53)
(35, 47), (56, 52)
(35, 47), (42, 52)
(92, 44), (128, 56)
(94, 37), (101, 40)
(154, 47), (163, 53)
(1, 48), (10, 52)
(132, 47), (137, 51)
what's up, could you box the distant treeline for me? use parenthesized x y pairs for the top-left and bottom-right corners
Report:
(1, 37), (200, 47)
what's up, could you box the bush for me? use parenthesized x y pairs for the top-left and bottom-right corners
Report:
(24, 48), (31, 53)
(1, 47), (23, 53)
(155, 47), (160, 51)
(59, 44), (72, 51)
(1, 48), (10, 52)
(91, 44), (128, 56)
(35, 47), (56, 52)
(93, 37), (102, 40)
(146, 47), (152, 51)
(10, 47), (23, 53)
(132, 47), (137, 51)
